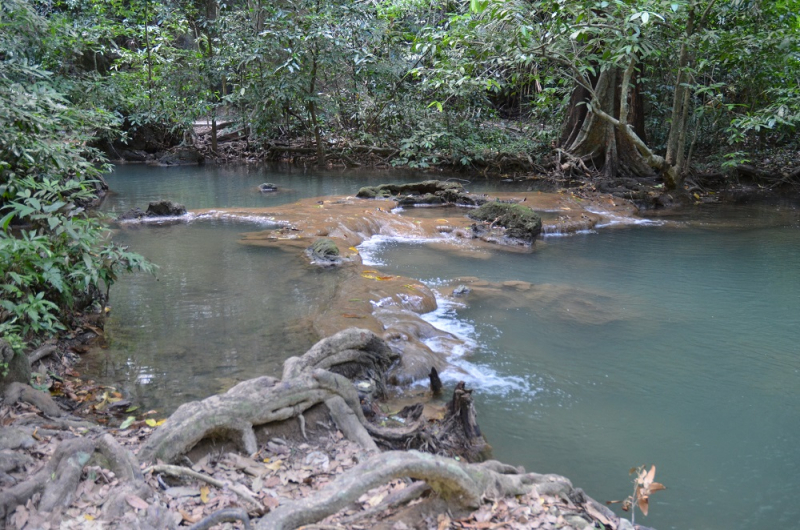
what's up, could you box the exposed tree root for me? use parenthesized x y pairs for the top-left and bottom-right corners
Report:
(0, 432), (152, 524)
(282, 328), (396, 395)
(338, 480), (431, 524)
(257, 450), (573, 529)
(27, 344), (58, 365)
(3, 382), (63, 418)
(188, 507), (251, 530)
(138, 367), (383, 463)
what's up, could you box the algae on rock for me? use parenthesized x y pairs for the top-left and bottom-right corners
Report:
(468, 202), (543, 244)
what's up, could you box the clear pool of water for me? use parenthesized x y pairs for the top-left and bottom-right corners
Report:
(89, 164), (800, 529)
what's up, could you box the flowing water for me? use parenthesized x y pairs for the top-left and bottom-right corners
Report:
(89, 164), (800, 530)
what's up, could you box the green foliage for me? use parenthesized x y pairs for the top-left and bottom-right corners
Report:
(0, 0), (154, 348)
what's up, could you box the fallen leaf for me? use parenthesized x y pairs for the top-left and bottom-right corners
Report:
(125, 495), (149, 510)
(179, 509), (200, 524)
(366, 493), (386, 507)
(119, 416), (136, 429)
(165, 487), (200, 498)
(200, 486), (210, 503)
(264, 460), (283, 472)
(11, 505), (28, 528)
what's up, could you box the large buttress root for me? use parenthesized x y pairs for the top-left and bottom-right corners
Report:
(282, 327), (396, 396)
(138, 368), (386, 464)
(257, 450), (574, 529)
(139, 329), (405, 464)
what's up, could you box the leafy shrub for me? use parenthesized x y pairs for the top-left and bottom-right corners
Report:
(1, 0), (153, 347)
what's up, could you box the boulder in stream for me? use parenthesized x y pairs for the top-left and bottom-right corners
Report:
(259, 182), (278, 192)
(468, 201), (542, 245)
(358, 180), (488, 207)
(307, 237), (343, 266)
(146, 200), (187, 217)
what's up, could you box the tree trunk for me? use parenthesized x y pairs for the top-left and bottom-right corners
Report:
(308, 49), (326, 168)
(559, 67), (653, 180)
(664, 8), (696, 189)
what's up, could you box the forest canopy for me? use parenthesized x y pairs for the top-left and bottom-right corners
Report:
(1, 0), (799, 355)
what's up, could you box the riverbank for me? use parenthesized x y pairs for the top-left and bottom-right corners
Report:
(107, 121), (800, 213)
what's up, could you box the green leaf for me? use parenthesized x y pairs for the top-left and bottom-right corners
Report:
(0, 212), (13, 231)
(469, 0), (488, 13)
(120, 416), (136, 429)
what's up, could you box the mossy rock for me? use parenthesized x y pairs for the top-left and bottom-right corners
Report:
(308, 238), (343, 265)
(356, 180), (463, 199)
(468, 202), (542, 243)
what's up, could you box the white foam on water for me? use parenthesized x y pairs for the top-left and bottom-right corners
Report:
(357, 234), (448, 266)
(118, 211), (285, 228)
(542, 229), (598, 238)
(585, 208), (666, 228)
(194, 211), (286, 227)
(420, 292), (532, 396)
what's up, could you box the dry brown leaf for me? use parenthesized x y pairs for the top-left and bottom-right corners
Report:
(125, 494), (149, 510)
(584, 502), (614, 527)
(264, 459), (283, 472)
(179, 509), (200, 524)
(366, 492), (386, 507)
(11, 505), (28, 529)
(637, 496), (649, 516)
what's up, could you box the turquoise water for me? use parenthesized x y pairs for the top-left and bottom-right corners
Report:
(90, 165), (800, 529)
(372, 217), (800, 530)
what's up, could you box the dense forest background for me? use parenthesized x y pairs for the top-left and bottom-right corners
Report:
(1, 0), (799, 355)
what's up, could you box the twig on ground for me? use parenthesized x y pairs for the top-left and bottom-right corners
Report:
(145, 463), (263, 511)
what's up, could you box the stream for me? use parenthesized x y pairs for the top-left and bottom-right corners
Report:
(87, 164), (800, 530)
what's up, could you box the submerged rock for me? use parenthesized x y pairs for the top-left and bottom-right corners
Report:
(259, 182), (278, 192)
(468, 201), (542, 244)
